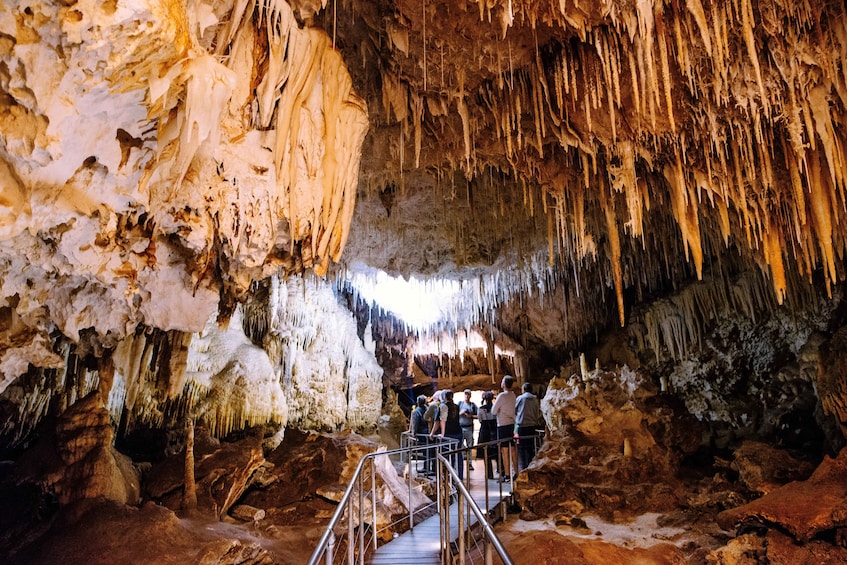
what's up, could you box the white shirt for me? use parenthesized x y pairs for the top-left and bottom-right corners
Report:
(491, 390), (516, 426)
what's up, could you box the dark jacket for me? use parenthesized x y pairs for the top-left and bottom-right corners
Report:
(411, 405), (429, 436)
(444, 402), (461, 436)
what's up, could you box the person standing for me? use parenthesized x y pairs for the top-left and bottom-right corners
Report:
(476, 390), (498, 478)
(409, 395), (431, 474)
(430, 389), (464, 480)
(492, 375), (518, 482)
(458, 389), (478, 470)
(422, 391), (442, 473)
(409, 395), (429, 439)
(424, 391), (442, 433)
(515, 382), (543, 471)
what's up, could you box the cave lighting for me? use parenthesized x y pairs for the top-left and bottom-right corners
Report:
(346, 269), (518, 361)
(347, 270), (466, 329)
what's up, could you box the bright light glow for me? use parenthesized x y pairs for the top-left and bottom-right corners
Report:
(414, 328), (515, 357)
(348, 270), (464, 328)
(345, 269), (516, 360)
(345, 253), (559, 333)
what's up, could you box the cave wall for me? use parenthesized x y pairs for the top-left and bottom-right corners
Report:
(2, 0), (847, 512)
(1, 274), (382, 455)
(0, 0), (368, 393)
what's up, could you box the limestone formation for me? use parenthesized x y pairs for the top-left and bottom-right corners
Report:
(240, 429), (429, 540)
(0, 0), (367, 391)
(730, 440), (815, 496)
(13, 391), (140, 506)
(143, 429), (265, 520)
(8, 499), (279, 564)
(718, 446), (847, 544)
(519, 365), (702, 518)
(2, 0), (847, 563)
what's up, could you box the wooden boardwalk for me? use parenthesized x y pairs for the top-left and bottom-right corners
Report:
(368, 467), (512, 564)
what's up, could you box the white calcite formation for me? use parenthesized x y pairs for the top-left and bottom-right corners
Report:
(101, 272), (382, 437)
(110, 306), (289, 436)
(541, 365), (656, 453)
(269, 275), (383, 431)
(0, 0), (367, 397)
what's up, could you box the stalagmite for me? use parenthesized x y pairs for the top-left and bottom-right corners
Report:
(183, 418), (197, 512)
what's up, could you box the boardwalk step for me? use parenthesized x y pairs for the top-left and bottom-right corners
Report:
(366, 471), (510, 565)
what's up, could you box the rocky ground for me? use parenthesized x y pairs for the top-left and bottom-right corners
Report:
(3, 366), (847, 564)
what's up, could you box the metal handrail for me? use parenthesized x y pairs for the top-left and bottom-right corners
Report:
(306, 446), (369, 565)
(307, 429), (544, 565)
(306, 439), (457, 565)
(435, 446), (514, 564)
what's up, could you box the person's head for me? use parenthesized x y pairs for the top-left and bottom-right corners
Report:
(417, 395), (428, 408)
(432, 390), (443, 403)
(443, 390), (454, 402)
(501, 375), (515, 390)
(522, 382), (533, 394)
(464, 388), (472, 400)
(482, 390), (494, 403)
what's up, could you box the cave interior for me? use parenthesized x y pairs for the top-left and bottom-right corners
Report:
(2, 0), (847, 562)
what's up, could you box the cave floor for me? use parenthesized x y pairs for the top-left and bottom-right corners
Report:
(6, 474), (729, 565)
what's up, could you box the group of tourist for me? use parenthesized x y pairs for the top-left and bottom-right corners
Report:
(407, 375), (545, 481)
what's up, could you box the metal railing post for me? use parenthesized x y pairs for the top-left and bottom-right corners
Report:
(309, 437), (514, 565)
(443, 459), (451, 563)
(457, 492), (465, 564)
(437, 447), (446, 563)
(371, 458), (377, 553)
(325, 530), (334, 565)
(408, 450), (414, 530)
(438, 443), (514, 564)
(346, 496), (354, 564)
(358, 467), (364, 562)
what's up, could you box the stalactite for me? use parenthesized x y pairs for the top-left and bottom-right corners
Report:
(664, 157), (703, 279)
(8, 0), (847, 417)
(686, 0), (712, 56)
(763, 216), (788, 304)
(600, 181), (626, 326)
(740, 0), (769, 116)
(608, 141), (643, 237)
(637, 268), (790, 361)
(808, 150), (837, 297)
(655, 11), (677, 133)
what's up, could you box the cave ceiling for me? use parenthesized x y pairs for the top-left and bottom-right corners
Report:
(326, 0), (847, 348)
(334, 0), (847, 288)
(1, 0), (847, 389)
